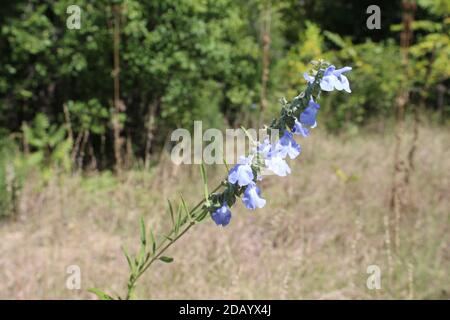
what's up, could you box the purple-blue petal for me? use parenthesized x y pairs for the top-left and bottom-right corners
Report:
(293, 120), (310, 137)
(242, 183), (266, 210)
(211, 204), (232, 227)
(300, 106), (318, 126)
(228, 163), (254, 186)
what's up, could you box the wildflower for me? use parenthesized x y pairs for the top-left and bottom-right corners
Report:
(211, 204), (232, 227)
(242, 183), (266, 210)
(304, 65), (352, 93)
(228, 156), (254, 186)
(259, 133), (294, 176)
(300, 98), (320, 127)
(303, 72), (315, 83)
(265, 156), (291, 177)
(273, 130), (301, 159)
(255, 138), (272, 170)
(257, 138), (272, 156)
(292, 120), (310, 137)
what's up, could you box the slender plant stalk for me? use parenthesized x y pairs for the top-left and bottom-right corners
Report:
(90, 60), (335, 300)
(120, 62), (325, 299)
(123, 183), (223, 299)
(259, 1), (271, 127)
(112, 3), (124, 172)
(405, 44), (436, 185)
(125, 221), (195, 299)
(390, 0), (415, 250)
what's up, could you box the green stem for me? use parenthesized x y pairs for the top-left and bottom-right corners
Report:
(154, 183), (222, 251)
(124, 183), (223, 299)
(125, 220), (196, 299)
(120, 61), (329, 300)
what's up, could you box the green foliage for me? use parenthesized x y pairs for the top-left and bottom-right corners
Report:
(417, 0), (450, 15)
(0, 0), (448, 168)
(67, 99), (110, 135)
(159, 256), (174, 263)
(274, 21), (324, 101)
(114, 0), (262, 142)
(275, 22), (404, 131)
(88, 288), (114, 300)
(275, 9), (449, 131)
(409, 21), (450, 89)
(0, 137), (20, 217)
(323, 39), (404, 132)
(22, 113), (72, 174)
(0, 0), (263, 163)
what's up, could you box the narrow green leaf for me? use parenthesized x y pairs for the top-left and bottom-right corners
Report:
(88, 288), (114, 300)
(175, 204), (182, 235)
(122, 246), (135, 274)
(159, 256), (174, 263)
(195, 209), (209, 222)
(200, 163), (209, 205)
(223, 155), (230, 172)
(167, 199), (175, 227)
(180, 194), (192, 222)
(139, 216), (146, 246)
(149, 229), (156, 254)
(137, 246), (145, 268)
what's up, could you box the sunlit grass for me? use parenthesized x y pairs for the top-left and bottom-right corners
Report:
(0, 124), (448, 299)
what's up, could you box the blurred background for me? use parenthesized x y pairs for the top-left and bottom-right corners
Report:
(0, 0), (448, 299)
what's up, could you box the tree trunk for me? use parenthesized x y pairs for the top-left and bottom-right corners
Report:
(112, 3), (124, 173)
(390, 0), (416, 250)
(259, 1), (271, 127)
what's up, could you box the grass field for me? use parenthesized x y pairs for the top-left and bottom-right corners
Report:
(0, 125), (448, 299)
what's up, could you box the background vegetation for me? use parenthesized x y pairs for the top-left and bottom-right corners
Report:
(0, 0), (448, 299)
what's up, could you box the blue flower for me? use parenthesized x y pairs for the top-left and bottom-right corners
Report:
(257, 138), (272, 156)
(265, 156), (291, 177)
(300, 98), (320, 127)
(303, 72), (315, 83)
(242, 183), (266, 210)
(321, 66), (352, 92)
(304, 65), (352, 93)
(228, 156), (254, 186)
(293, 120), (310, 137)
(273, 130), (301, 159)
(211, 204), (232, 227)
(259, 133), (294, 176)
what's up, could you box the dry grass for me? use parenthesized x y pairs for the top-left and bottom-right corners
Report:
(0, 125), (449, 299)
